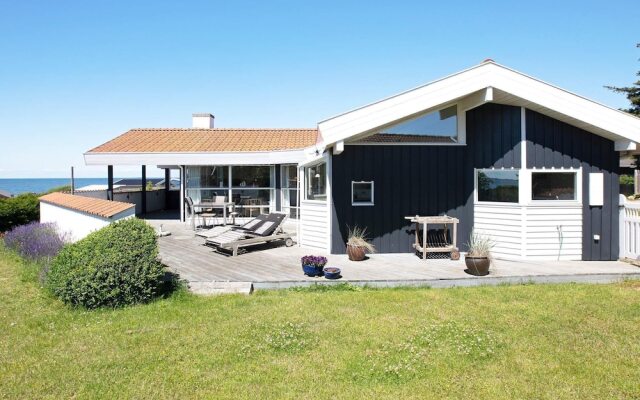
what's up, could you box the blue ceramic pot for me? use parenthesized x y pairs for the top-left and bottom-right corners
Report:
(323, 267), (341, 279)
(302, 264), (323, 277)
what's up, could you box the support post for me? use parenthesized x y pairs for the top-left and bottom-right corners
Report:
(70, 166), (75, 195)
(141, 165), (147, 215)
(164, 168), (170, 210)
(107, 165), (114, 200)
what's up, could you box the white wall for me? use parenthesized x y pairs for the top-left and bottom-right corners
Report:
(299, 200), (329, 250)
(40, 202), (135, 242)
(474, 203), (582, 261)
(74, 189), (166, 215)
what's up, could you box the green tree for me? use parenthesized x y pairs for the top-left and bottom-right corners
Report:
(606, 43), (640, 116)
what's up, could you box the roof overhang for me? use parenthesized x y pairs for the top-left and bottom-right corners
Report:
(84, 148), (309, 166)
(317, 61), (640, 150)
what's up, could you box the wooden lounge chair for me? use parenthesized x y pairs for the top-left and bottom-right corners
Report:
(195, 214), (262, 239)
(205, 213), (294, 256)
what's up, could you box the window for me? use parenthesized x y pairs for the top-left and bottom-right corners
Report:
(532, 172), (576, 200)
(352, 181), (374, 205)
(359, 105), (458, 144)
(281, 165), (299, 219)
(477, 170), (519, 203)
(184, 165), (275, 216)
(231, 166), (271, 188)
(185, 166), (229, 203)
(305, 162), (327, 201)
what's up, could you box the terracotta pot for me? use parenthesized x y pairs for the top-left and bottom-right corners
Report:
(465, 256), (490, 276)
(347, 244), (366, 261)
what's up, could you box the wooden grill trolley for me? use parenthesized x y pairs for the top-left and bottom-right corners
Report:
(405, 215), (460, 260)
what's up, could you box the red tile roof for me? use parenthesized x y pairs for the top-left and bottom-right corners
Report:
(87, 128), (318, 153)
(39, 193), (135, 218)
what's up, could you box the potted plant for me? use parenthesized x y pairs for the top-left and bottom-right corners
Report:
(346, 226), (375, 261)
(301, 255), (328, 277)
(322, 267), (341, 279)
(465, 230), (494, 276)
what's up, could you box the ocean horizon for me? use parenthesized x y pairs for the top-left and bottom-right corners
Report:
(0, 178), (118, 196)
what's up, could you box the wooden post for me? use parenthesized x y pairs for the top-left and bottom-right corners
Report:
(141, 165), (147, 215)
(107, 165), (114, 200)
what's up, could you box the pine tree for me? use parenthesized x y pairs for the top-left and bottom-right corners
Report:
(606, 43), (640, 116)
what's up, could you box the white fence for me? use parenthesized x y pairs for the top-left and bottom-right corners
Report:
(621, 199), (640, 260)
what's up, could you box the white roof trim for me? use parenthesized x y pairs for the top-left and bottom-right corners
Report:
(84, 149), (307, 166)
(318, 61), (640, 147)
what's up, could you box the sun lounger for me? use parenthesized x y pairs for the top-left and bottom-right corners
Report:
(205, 213), (294, 256)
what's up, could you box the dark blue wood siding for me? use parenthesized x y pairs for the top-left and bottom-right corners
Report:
(331, 103), (522, 254)
(525, 110), (619, 261)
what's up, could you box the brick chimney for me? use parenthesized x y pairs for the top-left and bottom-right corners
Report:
(192, 113), (214, 129)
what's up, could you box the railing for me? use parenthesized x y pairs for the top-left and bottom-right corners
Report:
(621, 200), (640, 260)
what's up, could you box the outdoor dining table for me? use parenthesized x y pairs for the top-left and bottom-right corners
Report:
(193, 202), (235, 225)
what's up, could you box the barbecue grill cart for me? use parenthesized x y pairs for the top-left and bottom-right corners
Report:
(405, 215), (460, 260)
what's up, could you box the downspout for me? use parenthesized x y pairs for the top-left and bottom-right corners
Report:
(179, 165), (185, 222)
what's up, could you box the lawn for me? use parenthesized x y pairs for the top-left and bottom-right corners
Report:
(1, 247), (639, 399)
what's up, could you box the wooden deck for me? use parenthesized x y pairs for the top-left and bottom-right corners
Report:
(148, 218), (640, 291)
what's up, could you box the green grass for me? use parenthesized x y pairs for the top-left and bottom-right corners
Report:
(1, 247), (640, 399)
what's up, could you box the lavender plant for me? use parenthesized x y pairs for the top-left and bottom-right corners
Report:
(300, 255), (328, 268)
(4, 222), (68, 263)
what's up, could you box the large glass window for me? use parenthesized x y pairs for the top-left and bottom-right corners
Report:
(359, 105), (458, 144)
(477, 170), (519, 203)
(281, 165), (299, 219)
(532, 172), (577, 200)
(232, 166), (271, 188)
(232, 189), (272, 217)
(185, 166), (229, 203)
(184, 165), (275, 216)
(305, 162), (327, 201)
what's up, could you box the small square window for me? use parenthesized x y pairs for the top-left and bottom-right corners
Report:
(477, 170), (519, 203)
(352, 181), (374, 206)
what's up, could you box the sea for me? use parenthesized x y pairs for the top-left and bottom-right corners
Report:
(0, 178), (109, 196)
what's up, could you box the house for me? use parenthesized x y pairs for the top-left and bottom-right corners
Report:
(84, 60), (640, 261)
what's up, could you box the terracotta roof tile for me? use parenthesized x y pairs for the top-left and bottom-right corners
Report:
(39, 193), (135, 219)
(87, 128), (318, 153)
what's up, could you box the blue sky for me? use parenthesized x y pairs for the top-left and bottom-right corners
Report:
(0, 0), (637, 178)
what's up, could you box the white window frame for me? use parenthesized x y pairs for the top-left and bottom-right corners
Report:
(474, 168), (520, 205)
(280, 164), (300, 218)
(351, 181), (374, 206)
(303, 161), (328, 202)
(527, 168), (582, 205)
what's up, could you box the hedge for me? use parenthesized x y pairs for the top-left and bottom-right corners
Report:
(46, 218), (165, 309)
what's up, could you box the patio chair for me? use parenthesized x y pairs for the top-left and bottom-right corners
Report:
(205, 213), (294, 256)
(184, 196), (204, 230)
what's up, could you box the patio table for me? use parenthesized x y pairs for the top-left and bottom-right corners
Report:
(193, 202), (235, 226)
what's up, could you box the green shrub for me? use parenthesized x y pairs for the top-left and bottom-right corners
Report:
(0, 194), (39, 232)
(46, 218), (165, 309)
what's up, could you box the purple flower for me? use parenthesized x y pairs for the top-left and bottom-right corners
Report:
(301, 255), (328, 268)
(4, 222), (68, 262)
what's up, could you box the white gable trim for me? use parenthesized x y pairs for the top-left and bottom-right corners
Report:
(318, 61), (640, 148)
